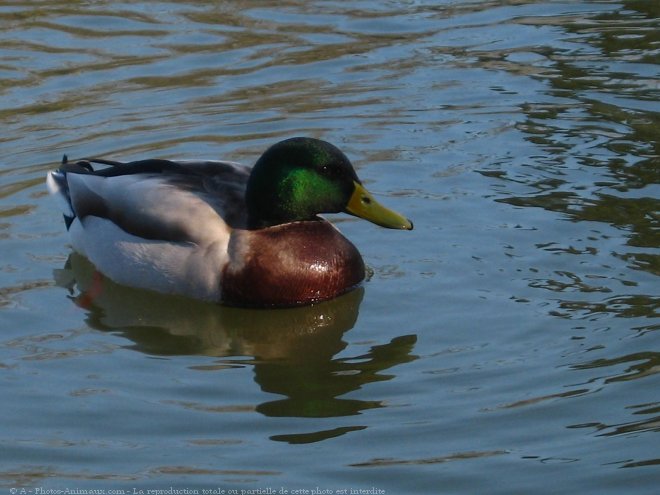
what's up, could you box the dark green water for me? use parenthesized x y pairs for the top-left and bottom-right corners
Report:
(1, 1), (658, 494)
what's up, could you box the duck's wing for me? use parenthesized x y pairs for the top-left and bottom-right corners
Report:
(47, 156), (251, 244)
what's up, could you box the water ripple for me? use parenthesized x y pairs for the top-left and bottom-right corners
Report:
(1, 1), (659, 494)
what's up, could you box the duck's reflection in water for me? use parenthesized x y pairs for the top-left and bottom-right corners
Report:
(57, 254), (417, 441)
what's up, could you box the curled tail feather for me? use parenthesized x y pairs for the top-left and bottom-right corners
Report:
(46, 155), (94, 230)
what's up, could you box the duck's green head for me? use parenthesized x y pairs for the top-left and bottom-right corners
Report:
(246, 137), (413, 230)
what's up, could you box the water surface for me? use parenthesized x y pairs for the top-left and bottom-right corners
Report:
(1, 1), (658, 494)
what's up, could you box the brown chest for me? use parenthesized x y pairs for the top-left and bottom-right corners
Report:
(221, 221), (365, 307)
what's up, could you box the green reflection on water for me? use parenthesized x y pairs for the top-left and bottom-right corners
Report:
(58, 254), (418, 428)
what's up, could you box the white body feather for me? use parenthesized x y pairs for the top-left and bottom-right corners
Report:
(47, 160), (242, 301)
(69, 216), (227, 301)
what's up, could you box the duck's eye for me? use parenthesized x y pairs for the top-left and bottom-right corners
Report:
(319, 163), (340, 178)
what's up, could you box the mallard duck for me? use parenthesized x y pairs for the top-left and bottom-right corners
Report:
(47, 137), (413, 307)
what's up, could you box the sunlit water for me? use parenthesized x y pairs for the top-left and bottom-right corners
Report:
(1, 1), (658, 494)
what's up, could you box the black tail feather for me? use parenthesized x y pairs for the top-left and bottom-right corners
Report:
(80, 157), (127, 167)
(57, 156), (186, 178)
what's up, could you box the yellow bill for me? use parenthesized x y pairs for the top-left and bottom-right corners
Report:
(346, 181), (413, 230)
